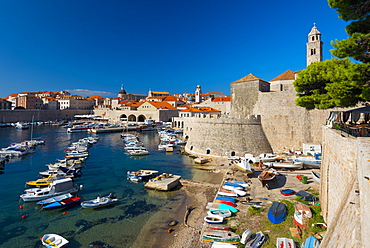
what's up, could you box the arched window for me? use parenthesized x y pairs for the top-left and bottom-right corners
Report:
(137, 115), (146, 122)
(231, 151), (236, 156)
(190, 146), (193, 150)
(206, 149), (211, 155)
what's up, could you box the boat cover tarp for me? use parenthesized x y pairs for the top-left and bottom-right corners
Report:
(268, 202), (287, 224)
(295, 190), (317, 202)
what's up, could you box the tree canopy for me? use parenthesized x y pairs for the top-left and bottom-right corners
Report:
(294, 0), (370, 110)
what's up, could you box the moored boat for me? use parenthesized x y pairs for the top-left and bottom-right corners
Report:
(214, 200), (237, 208)
(81, 193), (118, 209)
(36, 193), (73, 205)
(20, 178), (79, 202)
(40, 234), (69, 248)
(207, 203), (238, 213)
(215, 196), (236, 203)
(268, 202), (287, 224)
(42, 196), (81, 210)
(207, 224), (232, 231)
(217, 189), (238, 197)
(127, 170), (158, 181)
(263, 161), (304, 169)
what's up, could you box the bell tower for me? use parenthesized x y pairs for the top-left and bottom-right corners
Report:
(306, 23), (323, 66)
(195, 85), (202, 103)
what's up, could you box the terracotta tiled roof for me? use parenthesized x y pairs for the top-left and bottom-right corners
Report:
(180, 106), (221, 113)
(113, 97), (124, 100)
(204, 92), (224, 95)
(163, 96), (178, 101)
(270, 70), (296, 81)
(43, 96), (57, 100)
(88, 96), (104, 99)
(148, 101), (177, 110)
(4, 93), (19, 99)
(147, 96), (166, 100)
(231, 73), (268, 84)
(151, 91), (169, 94)
(212, 96), (231, 102)
(118, 100), (136, 105)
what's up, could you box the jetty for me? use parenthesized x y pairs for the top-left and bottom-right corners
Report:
(144, 174), (181, 191)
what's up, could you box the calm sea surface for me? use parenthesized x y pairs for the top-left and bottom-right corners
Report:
(0, 125), (196, 248)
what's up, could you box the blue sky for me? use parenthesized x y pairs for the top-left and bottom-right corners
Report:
(0, 0), (349, 98)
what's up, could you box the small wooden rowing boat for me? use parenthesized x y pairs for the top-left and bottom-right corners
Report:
(81, 193), (118, 209)
(264, 161), (303, 169)
(276, 237), (296, 248)
(302, 235), (320, 248)
(43, 196), (81, 210)
(208, 224), (232, 231)
(215, 196), (236, 203)
(311, 170), (321, 183)
(245, 231), (267, 248)
(204, 215), (224, 224)
(293, 202), (312, 227)
(214, 200), (237, 207)
(41, 234), (69, 248)
(258, 168), (277, 188)
(218, 189), (238, 197)
(207, 203), (238, 213)
(207, 209), (232, 218)
(280, 189), (296, 196)
(233, 159), (253, 174)
(202, 230), (240, 244)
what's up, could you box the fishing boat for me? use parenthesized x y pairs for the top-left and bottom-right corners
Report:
(293, 202), (312, 227)
(222, 185), (243, 191)
(232, 158), (252, 174)
(40, 234), (69, 248)
(302, 236), (320, 248)
(267, 202), (287, 224)
(263, 161), (304, 169)
(36, 193), (73, 205)
(15, 122), (30, 129)
(20, 178), (80, 202)
(204, 215), (224, 224)
(202, 230), (240, 244)
(206, 203), (238, 213)
(67, 125), (90, 133)
(311, 170), (321, 183)
(280, 189), (296, 196)
(258, 168), (277, 188)
(245, 231), (267, 248)
(215, 196), (236, 203)
(42, 196), (81, 210)
(276, 237), (296, 248)
(207, 209), (233, 218)
(81, 193), (118, 209)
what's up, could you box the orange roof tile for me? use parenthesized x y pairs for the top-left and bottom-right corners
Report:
(270, 70), (296, 81)
(148, 101), (177, 110)
(88, 96), (104, 99)
(212, 96), (231, 102)
(204, 92), (225, 95)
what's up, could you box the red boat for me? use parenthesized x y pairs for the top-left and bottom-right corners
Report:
(208, 225), (232, 231)
(215, 200), (237, 207)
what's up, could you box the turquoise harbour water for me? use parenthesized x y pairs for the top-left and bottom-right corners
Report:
(0, 125), (195, 248)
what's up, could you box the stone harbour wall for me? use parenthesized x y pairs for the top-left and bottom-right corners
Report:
(0, 109), (90, 123)
(183, 115), (272, 157)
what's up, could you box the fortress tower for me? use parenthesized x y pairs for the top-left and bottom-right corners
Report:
(306, 23), (323, 66)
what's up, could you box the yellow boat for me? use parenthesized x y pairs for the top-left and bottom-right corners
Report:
(26, 175), (56, 187)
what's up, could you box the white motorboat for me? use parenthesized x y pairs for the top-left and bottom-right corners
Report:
(20, 178), (79, 202)
(81, 193), (118, 209)
(41, 234), (69, 248)
(65, 150), (89, 157)
(128, 148), (150, 156)
(257, 153), (279, 162)
(15, 122), (30, 129)
(207, 209), (232, 218)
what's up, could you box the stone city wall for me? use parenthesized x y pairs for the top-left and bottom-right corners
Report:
(319, 126), (370, 247)
(0, 110), (90, 123)
(253, 89), (329, 153)
(182, 115), (272, 157)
